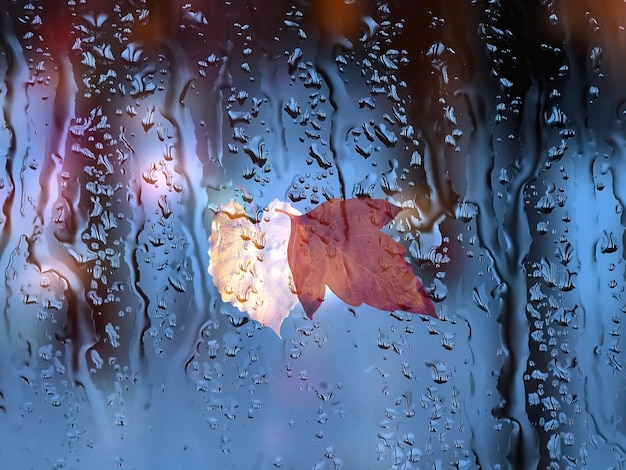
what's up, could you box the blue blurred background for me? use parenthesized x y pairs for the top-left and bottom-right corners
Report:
(0, 0), (625, 468)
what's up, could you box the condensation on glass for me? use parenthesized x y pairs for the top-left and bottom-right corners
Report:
(0, 0), (625, 468)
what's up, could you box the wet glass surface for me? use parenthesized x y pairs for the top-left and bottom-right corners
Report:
(1, 0), (626, 468)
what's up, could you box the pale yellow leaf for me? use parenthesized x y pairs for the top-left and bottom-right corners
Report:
(208, 199), (300, 336)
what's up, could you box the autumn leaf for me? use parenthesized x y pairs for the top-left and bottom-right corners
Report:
(208, 200), (300, 336)
(283, 198), (437, 319)
(209, 197), (436, 337)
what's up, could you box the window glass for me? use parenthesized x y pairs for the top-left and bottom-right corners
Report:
(0, 1), (624, 468)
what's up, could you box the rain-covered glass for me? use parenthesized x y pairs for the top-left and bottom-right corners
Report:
(1, 0), (625, 468)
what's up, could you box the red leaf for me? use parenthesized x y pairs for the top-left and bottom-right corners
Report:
(285, 198), (437, 319)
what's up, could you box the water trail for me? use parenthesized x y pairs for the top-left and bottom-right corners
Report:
(0, 9), (32, 415)
(315, 38), (355, 201)
(160, 34), (212, 372)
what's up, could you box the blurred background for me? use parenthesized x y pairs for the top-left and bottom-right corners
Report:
(1, 0), (625, 468)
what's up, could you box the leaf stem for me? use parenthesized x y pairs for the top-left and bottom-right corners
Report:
(274, 207), (295, 219)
